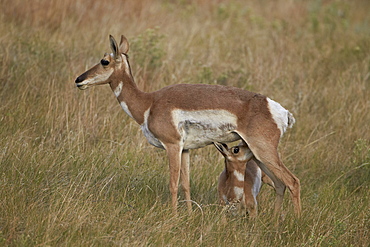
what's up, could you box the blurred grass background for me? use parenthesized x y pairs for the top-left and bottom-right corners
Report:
(0, 0), (369, 246)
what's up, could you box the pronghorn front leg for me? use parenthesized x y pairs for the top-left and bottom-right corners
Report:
(166, 144), (182, 214)
(181, 149), (192, 213)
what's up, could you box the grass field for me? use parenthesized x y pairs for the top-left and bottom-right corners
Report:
(0, 0), (369, 246)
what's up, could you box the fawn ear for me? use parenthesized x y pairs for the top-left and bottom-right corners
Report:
(238, 140), (248, 148)
(213, 142), (229, 157)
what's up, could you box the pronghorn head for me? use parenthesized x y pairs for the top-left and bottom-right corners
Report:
(214, 141), (254, 171)
(75, 35), (130, 90)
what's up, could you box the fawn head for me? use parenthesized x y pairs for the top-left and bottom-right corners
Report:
(214, 142), (254, 171)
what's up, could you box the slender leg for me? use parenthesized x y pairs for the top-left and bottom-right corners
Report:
(165, 144), (182, 214)
(244, 161), (260, 218)
(252, 150), (301, 217)
(236, 131), (301, 217)
(244, 187), (258, 218)
(181, 149), (192, 213)
(253, 158), (286, 215)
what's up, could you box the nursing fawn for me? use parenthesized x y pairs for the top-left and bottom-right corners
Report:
(214, 141), (274, 217)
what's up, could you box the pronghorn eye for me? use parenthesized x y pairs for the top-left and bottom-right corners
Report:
(101, 59), (110, 66)
(233, 147), (239, 154)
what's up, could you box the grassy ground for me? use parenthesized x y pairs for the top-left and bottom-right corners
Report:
(0, 0), (369, 246)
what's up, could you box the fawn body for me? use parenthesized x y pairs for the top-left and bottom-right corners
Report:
(215, 142), (274, 217)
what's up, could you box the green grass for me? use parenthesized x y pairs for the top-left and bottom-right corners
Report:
(0, 0), (369, 246)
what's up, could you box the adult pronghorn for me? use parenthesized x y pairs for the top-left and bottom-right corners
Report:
(75, 34), (301, 217)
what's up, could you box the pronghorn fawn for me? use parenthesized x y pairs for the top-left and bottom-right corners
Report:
(75, 35), (301, 217)
(214, 141), (274, 217)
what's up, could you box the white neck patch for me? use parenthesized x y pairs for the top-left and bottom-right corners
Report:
(120, 101), (133, 119)
(114, 81), (123, 97)
(233, 170), (245, 182)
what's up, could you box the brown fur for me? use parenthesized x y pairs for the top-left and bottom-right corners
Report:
(75, 35), (301, 217)
(215, 142), (274, 217)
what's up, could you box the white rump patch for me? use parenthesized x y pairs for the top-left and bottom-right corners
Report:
(267, 98), (291, 137)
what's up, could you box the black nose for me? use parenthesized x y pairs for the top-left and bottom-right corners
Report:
(75, 76), (83, 83)
(75, 73), (87, 83)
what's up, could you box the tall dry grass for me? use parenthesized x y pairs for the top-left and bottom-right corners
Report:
(0, 0), (369, 246)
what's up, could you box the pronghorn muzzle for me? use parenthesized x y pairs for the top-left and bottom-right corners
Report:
(75, 73), (89, 90)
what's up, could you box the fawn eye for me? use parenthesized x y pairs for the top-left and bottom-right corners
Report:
(233, 147), (239, 154)
(101, 59), (110, 66)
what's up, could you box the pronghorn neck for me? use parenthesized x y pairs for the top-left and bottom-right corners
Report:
(224, 160), (244, 178)
(110, 69), (152, 125)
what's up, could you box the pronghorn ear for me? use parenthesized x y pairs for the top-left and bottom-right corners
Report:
(238, 140), (249, 148)
(109, 35), (121, 61)
(119, 35), (129, 54)
(213, 142), (229, 157)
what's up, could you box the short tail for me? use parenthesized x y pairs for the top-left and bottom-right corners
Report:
(287, 112), (295, 129)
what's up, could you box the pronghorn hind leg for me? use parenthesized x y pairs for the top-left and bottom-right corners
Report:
(253, 147), (301, 217)
(181, 149), (192, 213)
(235, 131), (301, 217)
(252, 158), (286, 215)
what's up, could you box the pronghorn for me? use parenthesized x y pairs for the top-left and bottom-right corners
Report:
(75, 34), (301, 217)
(214, 141), (274, 217)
